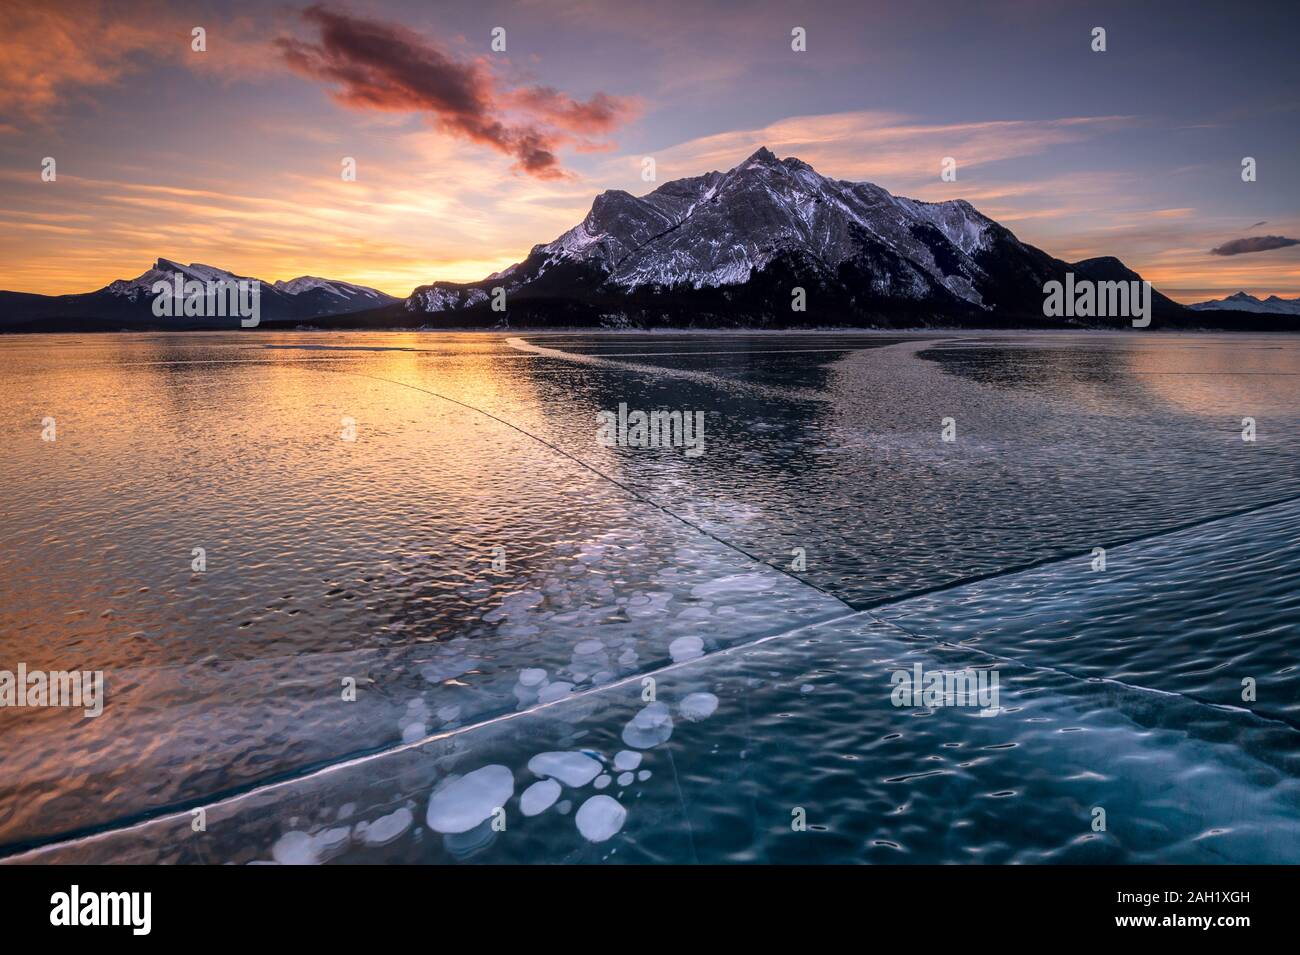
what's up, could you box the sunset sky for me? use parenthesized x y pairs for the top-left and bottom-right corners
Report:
(2, 0), (1298, 301)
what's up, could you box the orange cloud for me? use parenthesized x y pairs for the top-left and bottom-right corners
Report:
(0, 0), (161, 116)
(0, 0), (284, 122)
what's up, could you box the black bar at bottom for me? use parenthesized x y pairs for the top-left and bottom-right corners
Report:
(0, 864), (1283, 941)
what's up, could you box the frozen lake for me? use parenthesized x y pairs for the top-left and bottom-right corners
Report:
(2, 329), (1298, 863)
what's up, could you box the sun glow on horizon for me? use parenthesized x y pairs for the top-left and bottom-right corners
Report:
(1, 1), (1297, 303)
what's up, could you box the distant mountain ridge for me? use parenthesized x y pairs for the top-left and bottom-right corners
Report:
(1189, 291), (1300, 315)
(0, 258), (397, 330)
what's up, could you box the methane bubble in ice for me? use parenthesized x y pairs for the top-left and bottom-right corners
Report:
(617, 772), (634, 787)
(363, 807), (413, 847)
(680, 692), (719, 722)
(483, 589), (543, 623)
(528, 751), (603, 787)
(690, 573), (768, 600)
(668, 636), (704, 663)
(314, 827), (351, 862)
(575, 795), (627, 843)
(519, 668), (547, 688)
(426, 765), (514, 834)
(521, 779), (562, 817)
(614, 750), (641, 771)
(594, 774), (612, 790)
(626, 592), (672, 619)
(271, 831), (319, 865)
(622, 702), (674, 748)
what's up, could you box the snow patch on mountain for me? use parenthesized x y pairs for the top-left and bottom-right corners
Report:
(406, 286), (490, 313)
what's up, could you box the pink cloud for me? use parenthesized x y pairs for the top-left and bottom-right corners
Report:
(275, 5), (637, 178)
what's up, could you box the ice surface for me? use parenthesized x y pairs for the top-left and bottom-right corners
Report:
(12, 332), (1300, 865)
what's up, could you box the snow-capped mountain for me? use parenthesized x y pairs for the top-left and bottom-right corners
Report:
(273, 275), (396, 308)
(535, 148), (993, 300)
(106, 259), (397, 312)
(103, 258), (263, 302)
(1189, 291), (1300, 315)
(406, 147), (1181, 327)
(0, 258), (398, 329)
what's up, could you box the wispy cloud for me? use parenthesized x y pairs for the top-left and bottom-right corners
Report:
(275, 5), (637, 178)
(619, 111), (1135, 191)
(1210, 235), (1300, 256)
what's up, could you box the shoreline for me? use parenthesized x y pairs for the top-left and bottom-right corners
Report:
(3, 323), (1299, 338)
